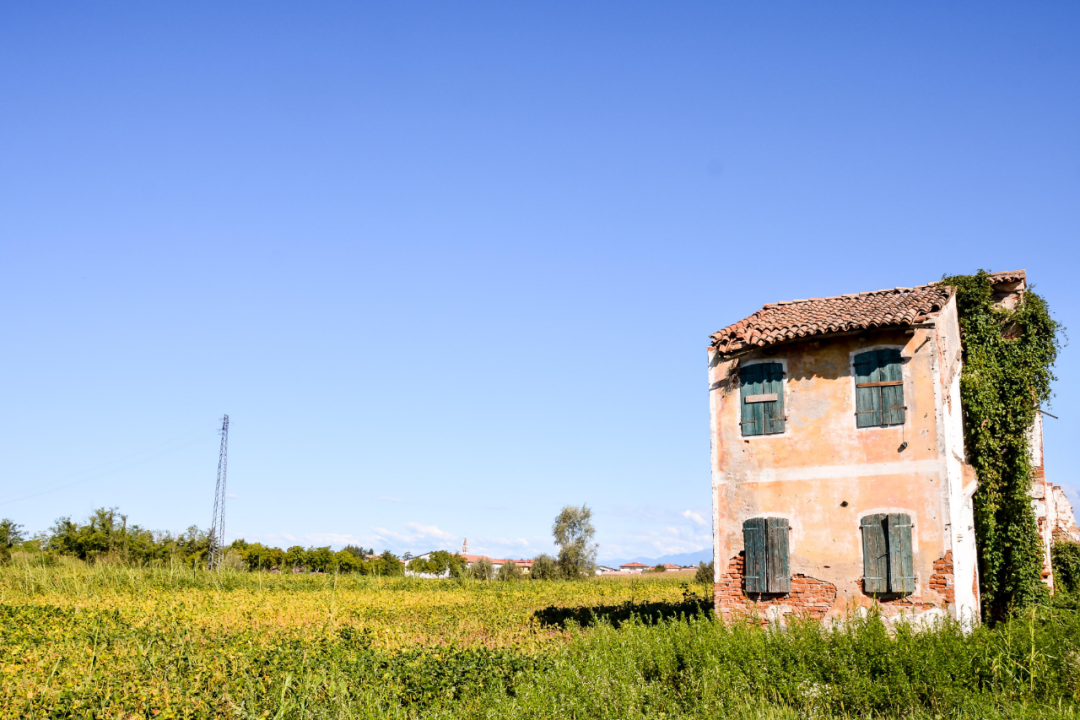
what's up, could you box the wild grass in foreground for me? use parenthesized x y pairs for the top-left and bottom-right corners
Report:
(2, 561), (1078, 719)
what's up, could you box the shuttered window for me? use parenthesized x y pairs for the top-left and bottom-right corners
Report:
(743, 517), (790, 594)
(740, 363), (785, 436)
(854, 349), (905, 428)
(860, 513), (915, 595)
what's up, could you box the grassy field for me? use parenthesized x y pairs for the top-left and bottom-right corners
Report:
(2, 558), (1079, 719)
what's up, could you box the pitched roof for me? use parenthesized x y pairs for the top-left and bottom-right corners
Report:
(709, 284), (950, 355)
(709, 270), (1026, 356)
(620, 562), (647, 568)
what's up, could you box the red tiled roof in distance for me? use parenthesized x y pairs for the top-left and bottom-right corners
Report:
(620, 562), (648, 568)
(708, 272), (1025, 356)
(462, 554), (534, 566)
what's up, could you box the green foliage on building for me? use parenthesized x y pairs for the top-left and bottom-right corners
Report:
(943, 270), (1061, 620)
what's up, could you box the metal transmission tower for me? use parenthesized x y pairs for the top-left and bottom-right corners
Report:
(207, 414), (230, 570)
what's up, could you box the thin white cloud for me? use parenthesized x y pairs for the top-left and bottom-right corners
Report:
(303, 533), (371, 546)
(225, 493), (239, 499)
(240, 532), (298, 545)
(466, 536), (545, 558)
(406, 522), (456, 541)
(651, 541), (701, 555)
(378, 496), (404, 502)
(682, 510), (706, 526)
(372, 526), (414, 542)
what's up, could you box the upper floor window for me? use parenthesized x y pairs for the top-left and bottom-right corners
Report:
(740, 362), (785, 436)
(860, 513), (915, 595)
(853, 349), (905, 428)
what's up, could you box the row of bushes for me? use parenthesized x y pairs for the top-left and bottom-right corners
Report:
(2, 510), (607, 580)
(0, 509), (410, 575)
(228, 541), (405, 575)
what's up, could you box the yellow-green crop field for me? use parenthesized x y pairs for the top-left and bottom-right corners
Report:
(0, 559), (695, 652)
(1, 559), (712, 719)
(3, 558), (1079, 720)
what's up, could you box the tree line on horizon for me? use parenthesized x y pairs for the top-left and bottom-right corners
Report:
(0, 509), (405, 575)
(0, 503), (604, 580)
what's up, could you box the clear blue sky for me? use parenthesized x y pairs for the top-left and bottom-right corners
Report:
(1, 2), (1077, 562)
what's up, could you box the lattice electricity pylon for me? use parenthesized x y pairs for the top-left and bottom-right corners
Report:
(207, 414), (230, 570)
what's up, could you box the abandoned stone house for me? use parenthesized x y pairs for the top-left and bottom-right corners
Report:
(707, 270), (1076, 625)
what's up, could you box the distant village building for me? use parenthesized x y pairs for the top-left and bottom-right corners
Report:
(406, 549), (534, 578)
(462, 554), (533, 574)
(619, 562), (648, 574)
(707, 271), (1071, 625)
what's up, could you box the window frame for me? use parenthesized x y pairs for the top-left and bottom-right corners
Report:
(850, 346), (908, 429)
(738, 359), (788, 438)
(859, 511), (917, 596)
(743, 516), (791, 595)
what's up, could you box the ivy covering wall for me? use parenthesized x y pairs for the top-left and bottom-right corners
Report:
(943, 270), (1062, 621)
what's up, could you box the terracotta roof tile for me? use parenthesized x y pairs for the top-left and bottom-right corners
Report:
(709, 270), (1025, 355)
(462, 554), (534, 566)
(987, 270), (1026, 285)
(710, 284), (952, 355)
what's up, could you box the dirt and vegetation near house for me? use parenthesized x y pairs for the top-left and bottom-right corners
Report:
(3, 558), (1080, 719)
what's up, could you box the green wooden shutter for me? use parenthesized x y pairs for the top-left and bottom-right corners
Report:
(878, 350), (906, 426)
(740, 365), (764, 436)
(743, 518), (767, 593)
(854, 352), (881, 427)
(887, 513), (915, 594)
(861, 514), (888, 594)
(762, 363), (786, 435)
(765, 517), (790, 593)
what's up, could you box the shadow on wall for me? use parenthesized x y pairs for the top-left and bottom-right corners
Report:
(708, 336), (907, 396)
(533, 596), (714, 629)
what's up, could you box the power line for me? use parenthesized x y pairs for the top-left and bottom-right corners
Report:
(0, 426), (217, 506)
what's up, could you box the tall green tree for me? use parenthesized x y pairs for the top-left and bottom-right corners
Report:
(285, 546), (306, 570)
(553, 504), (597, 579)
(497, 560), (523, 581)
(407, 550), (468, 578)
(471, 557), (495, 580)
(694, 560), (715, 585)
(529, 553), (560, 580)
(304, 546), (335, 572)
(343, 545), (372, 558)
(0, 518), (23, 548)
(0, 518), (24, 564)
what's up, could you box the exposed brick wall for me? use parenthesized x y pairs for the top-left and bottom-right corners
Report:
(715, 551), (959, 623)
(929, 550), (955, 606)
(714, 553), (837, 624)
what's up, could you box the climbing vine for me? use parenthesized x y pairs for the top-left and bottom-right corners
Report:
(942, 270), (1062, 621)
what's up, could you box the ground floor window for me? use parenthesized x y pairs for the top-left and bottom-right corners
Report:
(861, 513), (915, 594)
(743, 517), (790, 594)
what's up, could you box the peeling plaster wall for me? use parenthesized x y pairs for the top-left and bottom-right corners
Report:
(935, 297), (980, 622)
(1049, 485), (1080, 543)
(709, 301), (979, 624)
(1028, 413), (1061, 592)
